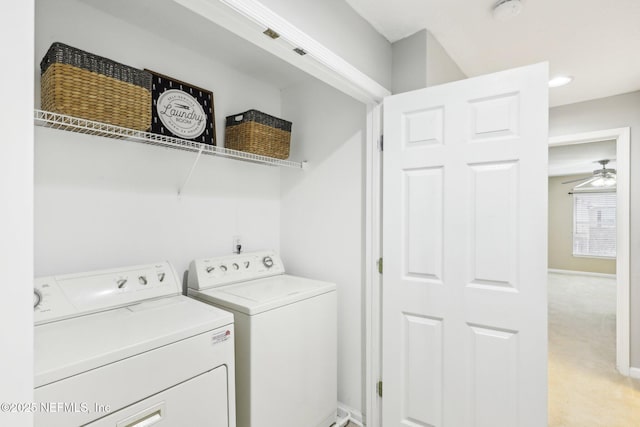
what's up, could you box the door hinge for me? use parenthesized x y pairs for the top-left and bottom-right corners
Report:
(378, 135), (384, 152)
(377, 380), (383, 397)
(377, 257), (383, 274)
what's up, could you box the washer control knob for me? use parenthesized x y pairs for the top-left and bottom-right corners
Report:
(232, 263), (239, 270)
(138, 276), (148, 285)
(117, 279), (128, 289)
(206, 266), (215, 274)
(220, 265), (228, 272)
(263, 256), (274, 268)
(33, 289), (42, 309)
(244, 261), (250, 269)
(157, 272), (166, 282)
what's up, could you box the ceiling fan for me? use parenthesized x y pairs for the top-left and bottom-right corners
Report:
(562, 159), (617, 187)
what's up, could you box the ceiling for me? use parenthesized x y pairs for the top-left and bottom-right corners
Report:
(548, 140), (616, 177)
(345, 0), (640, 106)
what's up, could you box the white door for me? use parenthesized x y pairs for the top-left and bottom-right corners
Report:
(382, 63), (548, 427)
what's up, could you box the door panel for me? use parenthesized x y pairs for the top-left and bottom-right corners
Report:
(383, 63), (548, 427)
(468, 325), (518, 427)
(402, 314), (443, 427)
(469, 160), (518, 289)
(403, 167), (443, 281)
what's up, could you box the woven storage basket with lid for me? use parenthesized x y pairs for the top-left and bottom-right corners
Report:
(224, 110), (291, 159)
(40, 42), (152, 130)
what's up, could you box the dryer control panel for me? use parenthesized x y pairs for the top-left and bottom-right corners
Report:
(34, 262), (180, 325)
(188, 250), (285, 290)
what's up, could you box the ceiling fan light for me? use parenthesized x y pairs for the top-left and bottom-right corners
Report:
(574, 175), (616, 191)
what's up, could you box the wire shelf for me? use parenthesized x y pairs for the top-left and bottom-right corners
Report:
(34, 109), (305, 169)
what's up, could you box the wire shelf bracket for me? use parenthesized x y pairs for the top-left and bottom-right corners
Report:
(178, 145), (205, 197)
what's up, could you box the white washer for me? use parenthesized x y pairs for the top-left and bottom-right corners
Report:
(187, 251), (337, 427)
(34, 261), (236, 427)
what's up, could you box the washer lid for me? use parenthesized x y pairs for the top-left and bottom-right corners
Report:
(34, 295), (233, 388)
(189, 274), (336, 315)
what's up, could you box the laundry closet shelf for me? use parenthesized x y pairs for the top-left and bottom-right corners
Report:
(34, 109), (305, 169)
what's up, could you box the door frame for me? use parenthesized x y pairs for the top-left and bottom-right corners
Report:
(364, 103), (383, 427)
(176, 0), (390, 105)
(548, 127), (631, 376)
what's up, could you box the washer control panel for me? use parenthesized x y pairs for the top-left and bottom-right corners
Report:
(34, 262), (180, 325)
(188, 250), (284, 290)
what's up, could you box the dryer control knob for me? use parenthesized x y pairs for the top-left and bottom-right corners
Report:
(263, 256), (274, 268)
(220, 265), (228, 272)
(116, 279), (128, 289)
(206, 266), (215, 274)
(232, 263), (239, 270)
(33, 289), (42, 309)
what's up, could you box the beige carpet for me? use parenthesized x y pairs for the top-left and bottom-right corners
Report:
(548, 272), (640, 426)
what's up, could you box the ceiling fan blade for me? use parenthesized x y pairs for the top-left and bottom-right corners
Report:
(562, 176), (592, 184)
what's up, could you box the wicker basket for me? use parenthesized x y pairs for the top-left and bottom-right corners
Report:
(225, 110), (291, 159)
(40, 42), (152, 131)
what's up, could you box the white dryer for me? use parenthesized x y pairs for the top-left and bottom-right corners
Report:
(187, 251), (337, 427)
(34, 261), (236, 427)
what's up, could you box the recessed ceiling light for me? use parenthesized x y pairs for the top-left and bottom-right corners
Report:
(548, 76), (573, 88)
(492, 0), (524, 21)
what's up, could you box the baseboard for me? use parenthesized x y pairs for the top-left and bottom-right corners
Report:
(338, 402), (364, 426)
(630, 367), (640, 380)
(548, 268), (616, 279)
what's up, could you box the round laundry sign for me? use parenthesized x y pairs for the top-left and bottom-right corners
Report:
(157, 89), (207, 139)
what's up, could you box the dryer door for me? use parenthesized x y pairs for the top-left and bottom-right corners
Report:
(86, 366), (230, 427)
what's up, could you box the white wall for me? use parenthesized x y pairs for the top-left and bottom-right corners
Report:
(261, 0), (392, 90)
(425, 30), (466, 87)
(35, 129), (281, 277)
(280, 79), (367, 413)
(0, 1), (34, 426)
(391, 30), (427, 94)
(391, 29), (466, 94)
(35, 0), (283, 277)
(549, 90), (640, 367)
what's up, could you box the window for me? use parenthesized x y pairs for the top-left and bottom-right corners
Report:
(573, 192), (616, 258)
